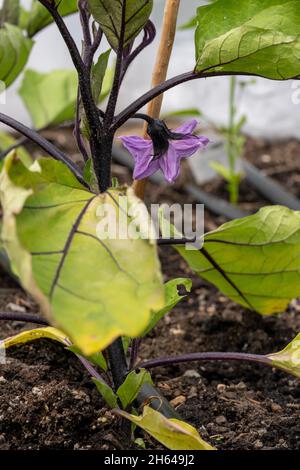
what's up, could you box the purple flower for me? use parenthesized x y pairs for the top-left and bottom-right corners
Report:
(120, 119), (209, 183)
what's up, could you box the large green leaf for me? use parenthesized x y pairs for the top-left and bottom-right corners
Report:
(115, 406), (214, 450)
(87, 0), (153, 51)
(0, 153), (164, 355)
(173, 206), (300, 315)
(19, 67), (113, 129)
(0, 23), (33, 88)
(195, 0), (300, 79)
(19, 69), (78, 129)
(26, 0), (78, 38)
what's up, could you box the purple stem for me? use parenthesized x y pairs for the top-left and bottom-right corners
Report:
(129, 338), (141, 370)
(120, 20), (156, 84)
(74, 90), (90, 162)
(76, 353), (108, 385)
(104, 0), (127, 127)
(0, 311), (49, 325)
(112, 70), (300, 132)
(0, 112), (86, 186)
(138, 351), (272, 370)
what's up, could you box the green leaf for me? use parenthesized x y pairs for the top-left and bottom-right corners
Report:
(26, 0), (78, 38)
(91, 49), (111, 103)
(142, 278), (192, 336)
(93, 378), (118, 408)
(0, 23), (33, 88)
(0, 0), (20, 25)
(2, 326), (70, 348)
(19, 65), (113, 129)
(195, 0), (300, 80)
(172, 206), (300, 315)
(19, 69), (78, 129)
(117, 369), (153, 409)
(115, 406), (214, 450)
(268, 333), (300, 378)
(0, 154), (164, 355)
(87, 0), (153, 51)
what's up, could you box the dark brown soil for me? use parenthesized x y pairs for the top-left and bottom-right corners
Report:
(0, 133), (300, 450)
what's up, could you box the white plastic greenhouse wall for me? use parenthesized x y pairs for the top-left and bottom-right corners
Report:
(1, 0), (300, 139)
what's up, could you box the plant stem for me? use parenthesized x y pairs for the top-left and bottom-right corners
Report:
(38, 1), (106, 191)
(0, 112), (86, 186)
(157, 237), (196, 245)
(104, 0), (127, 127)
(0, 311), (49, 325)
(129, 338), (141, 370)
(120, 20), (156, 84)
(138, 351), (272, 370)
(132, 0), (181, 199)
(107, 338), (128, 390)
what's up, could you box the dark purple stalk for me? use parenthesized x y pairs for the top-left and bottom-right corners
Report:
(37, 1), (106, 190)
(138, 351), (272, 370)
(104, 0), (127, 127)
(0, 311), (49, 325)
(76, 353), (108, 385)
(112, 70), (300, 132)
(129, 338), (141, 370)
(107, 337), (128, 391)
(0, 112), (86, 186)
(74, 90), (90, 162)
(157, 237), (196, 246)
(120, 20), (156, 84)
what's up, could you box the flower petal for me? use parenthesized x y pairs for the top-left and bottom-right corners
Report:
(119, 136), (160, 180)
(158, 146), (181, 183)
(119, 135), (152, 156)
(175, 119), (199, 135)
(172, 134), (210, 158)
(133, 157), (160, 180)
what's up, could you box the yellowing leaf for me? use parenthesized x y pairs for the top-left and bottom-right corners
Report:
(115, 406), (214, 450)
(268, 333), (300, 378)
(2, 326), (70, 349)
(0, 153), (164, 355)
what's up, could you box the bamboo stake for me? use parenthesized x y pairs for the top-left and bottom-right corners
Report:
(132, 0), (181, 199)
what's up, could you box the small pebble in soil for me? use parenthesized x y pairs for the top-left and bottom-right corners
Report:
(236, 382), (247, 391)
(217, 384), (226, 393)
(270, 402), (282, 413)
(215, 415), (227, 425)
(254, 440), (264, 449)
(183, 369), (201, 379)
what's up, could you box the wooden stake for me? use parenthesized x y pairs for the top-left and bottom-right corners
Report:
(132, 0), (181, 199)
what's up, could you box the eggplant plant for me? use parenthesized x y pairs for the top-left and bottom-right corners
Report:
(1, 0), (300, 450)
